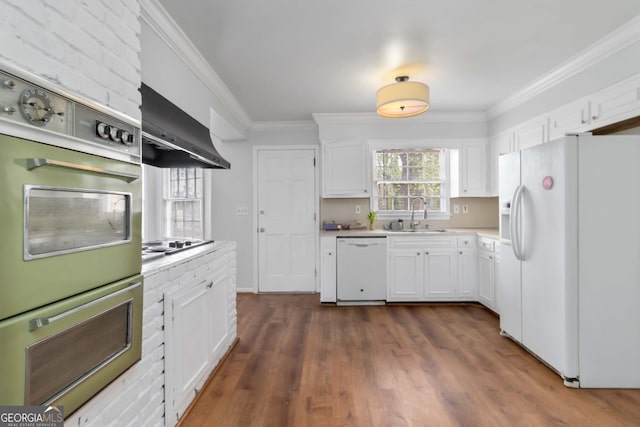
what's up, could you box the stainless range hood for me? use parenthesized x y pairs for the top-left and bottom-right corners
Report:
(140, 83), (230, 169)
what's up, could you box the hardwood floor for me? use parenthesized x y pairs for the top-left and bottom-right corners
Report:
(180, 294), (640, 426)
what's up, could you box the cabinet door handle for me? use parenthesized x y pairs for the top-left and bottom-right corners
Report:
(459, 251), (463, 255)
(417, 252), (421, 256)
(425, 251), (429, 255)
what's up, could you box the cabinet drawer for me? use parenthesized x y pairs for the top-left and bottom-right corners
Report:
(457, 236), (476, 248)
(389, 237), (456, 249)
(478, 237), (495, 252)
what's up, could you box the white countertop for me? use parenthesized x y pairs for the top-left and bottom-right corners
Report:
(142, 240), (232, 275)
(321, 227), (499, 239)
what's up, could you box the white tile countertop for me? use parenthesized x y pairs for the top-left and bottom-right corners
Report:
(141, 240), (232, 275)
(321, 227), (499, 239)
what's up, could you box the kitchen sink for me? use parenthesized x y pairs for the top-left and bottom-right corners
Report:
(391, 228), (448, 233)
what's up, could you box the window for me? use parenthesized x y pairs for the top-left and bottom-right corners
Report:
(164, 168), (203, 239)
(373, 148), (449, 217)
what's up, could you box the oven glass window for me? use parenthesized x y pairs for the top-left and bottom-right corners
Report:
(25, 187), (131, 258)
(25, 301), (132, 405)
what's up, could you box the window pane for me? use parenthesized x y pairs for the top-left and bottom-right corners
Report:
(374, 149), (445, 214)
(164, 167), (204, 240)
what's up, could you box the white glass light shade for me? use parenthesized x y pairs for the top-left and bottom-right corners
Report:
(376, 80), (430, 118)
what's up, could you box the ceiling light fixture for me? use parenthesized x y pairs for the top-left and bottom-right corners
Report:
(376, 76), (430, 118)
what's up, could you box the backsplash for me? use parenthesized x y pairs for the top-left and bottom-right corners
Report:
(321, 197), (499, 229)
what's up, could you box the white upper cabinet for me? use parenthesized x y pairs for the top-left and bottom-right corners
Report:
(460, 142), (488, 196)
(589, 74), (640, 128)
(488, 132), (515, 196)
(321, 140), (370, 197)
(452, 141), (489, 197)
(548, 99), (590, 141)
(514, 115), (548, 151)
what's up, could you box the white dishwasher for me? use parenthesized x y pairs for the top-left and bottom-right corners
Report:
(336, 237), (387, 305)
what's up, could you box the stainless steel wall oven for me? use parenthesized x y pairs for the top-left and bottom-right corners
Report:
(0, 63), (143, 416)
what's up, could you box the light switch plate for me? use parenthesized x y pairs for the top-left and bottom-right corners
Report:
(355, 205), (361, 214)
(462, 204), (469, 214)
(453, 204), (460, 214)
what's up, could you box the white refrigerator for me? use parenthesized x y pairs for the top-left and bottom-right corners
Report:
(498, 134), (640, 388)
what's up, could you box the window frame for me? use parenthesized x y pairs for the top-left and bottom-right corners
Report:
(141, 165), (211, 242)
(370, 145), (452, 221)
(163, 167), (204, 240)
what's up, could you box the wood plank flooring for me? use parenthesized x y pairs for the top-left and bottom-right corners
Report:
(180, 294), (640, 426)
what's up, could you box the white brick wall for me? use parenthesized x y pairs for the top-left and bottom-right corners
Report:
(68, 242), (237, 427)
(0, 0), (141, 120)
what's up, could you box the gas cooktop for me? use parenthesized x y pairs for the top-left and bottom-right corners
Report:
(141, 239), (214, 261)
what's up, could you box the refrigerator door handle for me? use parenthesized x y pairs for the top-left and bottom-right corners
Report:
(511, 185), (525, 261)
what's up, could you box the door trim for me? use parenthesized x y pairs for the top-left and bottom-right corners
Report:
(252, 145), (320, 293)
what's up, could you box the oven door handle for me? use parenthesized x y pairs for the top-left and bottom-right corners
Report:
(26, 158), (140, 183)
(29, 281), (142, 331)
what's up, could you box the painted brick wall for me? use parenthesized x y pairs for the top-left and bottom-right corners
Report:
(68, 242), (237, 427)
(0, 0), (142, 120)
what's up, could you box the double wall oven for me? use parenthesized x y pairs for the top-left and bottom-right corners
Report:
(0, 63), (143, 416)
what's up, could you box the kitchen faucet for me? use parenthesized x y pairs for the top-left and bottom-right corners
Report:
(410, 197), (428, 230)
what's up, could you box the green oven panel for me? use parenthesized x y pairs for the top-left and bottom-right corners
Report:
(0, 275), (143, 416)
(0, 134), (142, 320)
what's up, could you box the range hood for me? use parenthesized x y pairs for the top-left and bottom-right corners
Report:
(140, 83), (230, 169)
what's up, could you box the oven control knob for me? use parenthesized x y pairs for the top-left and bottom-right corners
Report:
(109, 126), (121, 142)
(96, 121), (111, 139)
(119, 130), (133, 145)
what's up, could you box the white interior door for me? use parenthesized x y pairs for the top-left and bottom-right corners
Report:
(257, 149), (317, 292)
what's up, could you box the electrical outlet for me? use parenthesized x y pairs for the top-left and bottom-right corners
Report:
(235, 206), (249, 216)
(462, 204), (469, 214)
(453, 204), (460, 214)
(355, 205), (361, 215)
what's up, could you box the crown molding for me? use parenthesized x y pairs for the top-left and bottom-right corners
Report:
(140, 0), (251, 130)
(487, 15), (640, 119)
(312, 111), (486, 125)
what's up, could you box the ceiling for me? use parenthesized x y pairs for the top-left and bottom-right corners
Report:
(156, 0), (640, 123)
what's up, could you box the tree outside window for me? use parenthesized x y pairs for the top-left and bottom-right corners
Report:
(373, 148), (447, 215)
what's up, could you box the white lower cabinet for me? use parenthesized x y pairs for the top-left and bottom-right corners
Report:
(164, 251), (233, 424)
(320, 235), (337, 302)
(388, 236), (476, 302)
(424, 248), (458, 298)
(457, 247), (477, 299)
(477, 237), (499, 312)
(165, 282), (210, 421)
(388, 249), (423, 301)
